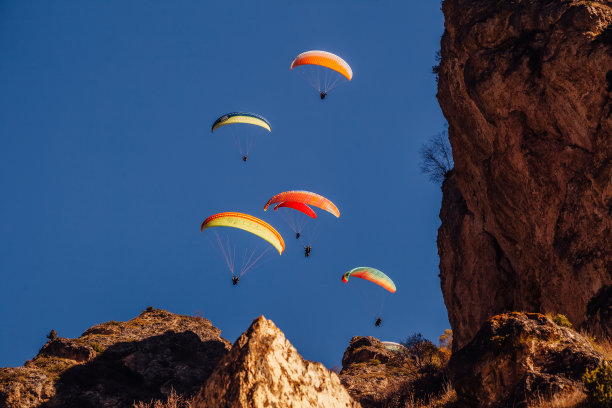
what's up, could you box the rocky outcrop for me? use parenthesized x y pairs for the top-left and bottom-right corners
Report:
(339, 337), (414, 407)
(450, 312), (604, 407)
(339, 336), (454, 408)
(193, 316), (361, 408)
(38, 338), (96, 363)
(340, 336), (417, 408)
(437, 0), (612, 350)
(342, 337), (398, 367)
(0, 308), (230, 408)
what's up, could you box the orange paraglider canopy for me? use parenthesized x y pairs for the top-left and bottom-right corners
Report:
(290, 50), (353, 81)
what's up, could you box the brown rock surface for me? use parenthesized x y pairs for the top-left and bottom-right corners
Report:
(0, 308), (230, 408)
(339, 337), (415, 408)
(339, 336), (454, 408)
(450, 312), (604, 407)
(437, 0), (612, 350)
(193, 316), (361, 408)
(585, 284), (612, 338)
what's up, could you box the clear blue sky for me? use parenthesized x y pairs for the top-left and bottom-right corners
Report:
(0, 1), (447, 368)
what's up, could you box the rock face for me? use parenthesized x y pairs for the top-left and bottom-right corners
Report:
(193, 316), (361, 408)
(450, 312), (604, 407)
(339, 337), (414, 407)
(0, 308), (230, 408)
(585, 284), (612, 339)
(437, 0), (612, 350)
(339, 336), (454, 408)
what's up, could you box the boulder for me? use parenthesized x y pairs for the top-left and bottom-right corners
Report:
(450, 312), (604, 407)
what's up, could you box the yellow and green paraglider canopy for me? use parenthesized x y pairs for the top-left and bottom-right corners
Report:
(211, 112), (271, 133)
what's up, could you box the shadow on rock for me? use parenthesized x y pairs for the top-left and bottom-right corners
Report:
(41, 331), (228, 408)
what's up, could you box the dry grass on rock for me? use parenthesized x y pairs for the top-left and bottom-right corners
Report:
(527, 389), (587, 408)
(133, 389), (195, 408)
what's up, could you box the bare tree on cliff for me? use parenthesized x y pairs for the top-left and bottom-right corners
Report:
(420, 127), (454, 184)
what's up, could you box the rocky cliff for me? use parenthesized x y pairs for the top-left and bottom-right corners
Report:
(0, 308), (231, 408)
(437, 0), (612, 350)
(193, 316), (360, 408)
(339, 336), (455, 408)
(450, 312), (604, 407)
(339, 337), (415, 407)
(1, 310), (361, 408)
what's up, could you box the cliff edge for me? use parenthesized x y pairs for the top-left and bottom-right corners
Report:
(437, 0), (612, 350)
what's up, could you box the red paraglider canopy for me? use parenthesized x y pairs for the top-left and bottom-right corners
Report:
(274, 201), (317, 219)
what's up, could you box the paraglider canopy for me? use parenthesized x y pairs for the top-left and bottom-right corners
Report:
(211, 112), (271, 133)
(201, 212), (285, 255)
(382, 342), (406, 352)
(290, 51), (353, 98)
(342, 267), (396, 293)
(273, 201), (317, 219)
(264, 191), (339, 218)
(290, 50), (353, 81)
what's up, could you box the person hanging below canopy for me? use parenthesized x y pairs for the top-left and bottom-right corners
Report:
(375, 318), (382, 327)
(304, 245), (311, 258)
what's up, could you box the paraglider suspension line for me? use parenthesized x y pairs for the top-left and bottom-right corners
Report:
(215, 233), (236, 276)
(238, 245), (271, 277)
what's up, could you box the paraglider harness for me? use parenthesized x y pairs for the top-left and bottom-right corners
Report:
(296, 232), (300, 239)
(375, 318), (382, 327)
(232, 276), (239, 285)
(304, 245), (311, 258)
(242, 155), (248, 162)
(320, 92), (327, 100)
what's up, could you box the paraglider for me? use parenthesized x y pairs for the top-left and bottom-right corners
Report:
(264, 191), (340, 218)
(290, 50), (353, 99)
(265, 191), (339, 254)
(342, 267), (396, 325)
(341, 267), (396, 293)
(304, 245), (311, 258)
(201, 212), (285, 284)
(211, 112), (271, 162)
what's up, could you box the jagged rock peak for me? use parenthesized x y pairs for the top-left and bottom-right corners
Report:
(437, 0), (612, 350)
(450, 312), (604, 407)
(193, 315), (361, 408)
(0, 308), (231, 408)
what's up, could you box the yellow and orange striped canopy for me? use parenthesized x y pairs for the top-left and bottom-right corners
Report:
(290, 50), (353, 81)
(201, 212), (285, 255)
